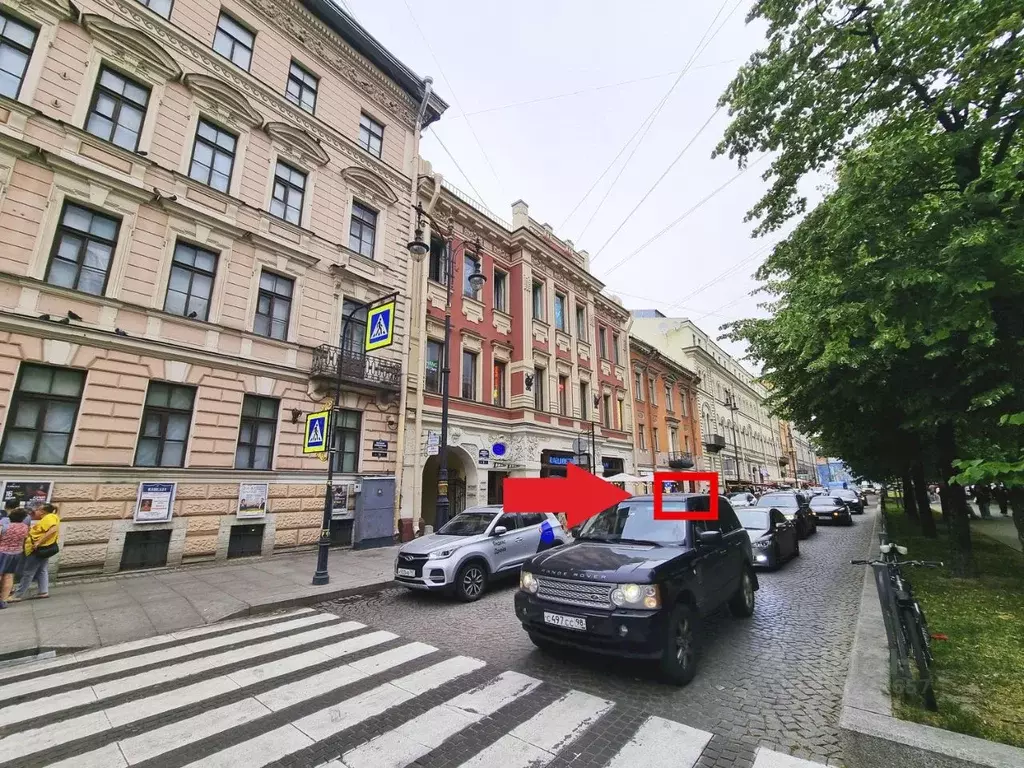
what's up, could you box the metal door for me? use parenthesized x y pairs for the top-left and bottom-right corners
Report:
(353, 477), (396, 549)
(450, 477), (466, 517)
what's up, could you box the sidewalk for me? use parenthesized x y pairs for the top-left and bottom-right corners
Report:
(968, 506), (1022, 552)
(0, 546), (398, 662)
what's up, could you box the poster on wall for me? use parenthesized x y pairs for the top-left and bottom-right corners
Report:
(237, 483), (268, 519)
(1, 481), (53, 508)
(133, 482), (176, 523)
(331, 484), (352, 520)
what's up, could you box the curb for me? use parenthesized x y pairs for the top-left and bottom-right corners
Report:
(220, 578), (397, 621)
(839, 514), (1024, 768)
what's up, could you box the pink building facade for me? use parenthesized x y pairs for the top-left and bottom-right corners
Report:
(0, 0), (444, 572)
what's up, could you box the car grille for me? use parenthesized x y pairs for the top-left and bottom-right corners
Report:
(537, 577), (613, 609)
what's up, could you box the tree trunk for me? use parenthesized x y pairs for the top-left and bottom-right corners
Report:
(937, 422), (974, 577)
(911, 461), (937, 538)
(1008, 487), (1024, 555)
(901, 469), (919, 522)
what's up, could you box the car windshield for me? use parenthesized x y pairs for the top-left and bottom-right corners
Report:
(729, 493), (750, 500)
(834, 489), (858, 500)
(758, 494), (799, 508)
(577, 500), (689, 545)
(810, 497), (842, 508)
(436, 512), (496, 536)
(737, 509), (770, 531)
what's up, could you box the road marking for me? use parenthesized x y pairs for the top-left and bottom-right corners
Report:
(752, 747), (830, 768)
(181, 725), (313, 768)
(604, 716), (713, 768)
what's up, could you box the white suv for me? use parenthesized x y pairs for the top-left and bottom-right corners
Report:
(395, 506), (566, 601)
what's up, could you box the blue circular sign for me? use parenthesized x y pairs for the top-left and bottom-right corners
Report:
(491, 442), (507, 457)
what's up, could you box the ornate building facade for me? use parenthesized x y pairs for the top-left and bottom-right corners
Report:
(0, 0), (443, 572)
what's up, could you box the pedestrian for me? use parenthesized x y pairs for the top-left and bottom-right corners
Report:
(0, 508), (31, 608)
(994, 483), (1010, 517)
(8, 503), (60, 603)
(974, 484), (992, 519)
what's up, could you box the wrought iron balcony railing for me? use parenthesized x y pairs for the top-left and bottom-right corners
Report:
(310, 344), (402, 391)
(668, 452), (695, 469)
(703, 434), (727, 453)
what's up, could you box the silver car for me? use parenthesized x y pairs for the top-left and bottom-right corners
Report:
(394, 506), (566, 601)
(729, 492), (758, 508)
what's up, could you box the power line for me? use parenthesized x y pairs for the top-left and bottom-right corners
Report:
(667, 241), (776, 310)
(429, 131), (490, 208)
(401, 0), (505, 207)
(559, 0), (743, 235)
(597, 153), (770, 279)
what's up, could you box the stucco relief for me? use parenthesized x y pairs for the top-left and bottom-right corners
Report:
(82, 14), (183, 81)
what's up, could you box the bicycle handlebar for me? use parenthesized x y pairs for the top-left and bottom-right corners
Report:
(851, 559), (944, 567)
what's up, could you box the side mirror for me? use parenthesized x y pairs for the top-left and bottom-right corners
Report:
(569, 525), (581, 539)
(697, 530), (723, 545)
(492, 525), (508, 537)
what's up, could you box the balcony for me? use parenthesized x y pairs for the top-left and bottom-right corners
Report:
(778, 455), (790, 466)
(310, 344), (402, 391)
(704, 434), (727, 453)
(668, 452), (695, 469)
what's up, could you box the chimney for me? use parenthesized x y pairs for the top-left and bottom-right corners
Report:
(579, 249), (590, 272)
(542, 223), (553, 235)
(512, 199), (529, 230)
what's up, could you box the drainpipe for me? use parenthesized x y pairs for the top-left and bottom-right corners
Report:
(393, 77), (433, 541)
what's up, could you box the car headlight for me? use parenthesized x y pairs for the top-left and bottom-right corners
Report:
(428, 548), (458, 560)
(753, 539), (771, 548)
(610, 583), (660, 609)
(520, 570), (539, 594)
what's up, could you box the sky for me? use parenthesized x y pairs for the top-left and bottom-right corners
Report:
(339, 0), (784, 362)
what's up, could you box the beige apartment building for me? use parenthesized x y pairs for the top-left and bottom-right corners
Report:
(0, 0), (444, 572)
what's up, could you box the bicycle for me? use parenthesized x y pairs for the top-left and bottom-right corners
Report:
(853, 544), (943, 711)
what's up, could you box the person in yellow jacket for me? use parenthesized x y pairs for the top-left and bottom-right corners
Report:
(9, 503), (60, 602)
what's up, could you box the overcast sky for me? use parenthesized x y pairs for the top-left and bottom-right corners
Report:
(341, 0), (784, 362)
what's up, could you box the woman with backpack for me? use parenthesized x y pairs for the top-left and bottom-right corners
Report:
(8, 503), (60, 602)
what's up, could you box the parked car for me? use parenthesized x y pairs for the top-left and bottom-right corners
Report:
(755, 491), (817, 538)
(729, 492), (758, 508)
(809, 495), (853, 525)
(809, 486), (828, 496)
(514, 493), (758, 686)
(395, 507), (566, 601)
(738, 507), (799, 568)
(832, 488), (865, 515)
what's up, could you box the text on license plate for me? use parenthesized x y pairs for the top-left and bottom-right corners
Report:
(543, 612), (586, 631)
(396, 568), (416, 577)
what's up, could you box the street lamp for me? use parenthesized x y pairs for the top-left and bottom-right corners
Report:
(724, 389), (741, 486)
(408, 203), (486, 530)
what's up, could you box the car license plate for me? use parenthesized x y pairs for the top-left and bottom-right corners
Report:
(396, 568), (416, 577)
(543, 612), (586, 631)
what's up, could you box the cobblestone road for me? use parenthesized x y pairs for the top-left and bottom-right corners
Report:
(322, 503), (880, 767)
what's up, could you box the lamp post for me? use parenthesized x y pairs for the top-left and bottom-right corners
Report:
(724, 389), (741, 486)
(408, 203), (486, 530)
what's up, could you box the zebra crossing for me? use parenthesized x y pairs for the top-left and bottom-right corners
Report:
(0, 608), (829, 768)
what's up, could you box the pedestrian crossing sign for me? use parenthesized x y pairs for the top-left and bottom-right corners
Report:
(364, 300), (396, 351)
(303, 410), (330, 454)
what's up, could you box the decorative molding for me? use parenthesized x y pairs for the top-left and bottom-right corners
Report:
(265, 122), (330, 167)
(340, 166), (399, 206)
(7, 0), (77, 24)
(81, 14), (183, 82)
(183, 74), (264, 128)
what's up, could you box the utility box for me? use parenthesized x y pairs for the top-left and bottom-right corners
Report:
(353, 476), (395, 549)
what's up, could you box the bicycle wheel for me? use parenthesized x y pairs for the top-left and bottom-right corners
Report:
(900, 605), (938, 711)
(912, 600), (934, 667)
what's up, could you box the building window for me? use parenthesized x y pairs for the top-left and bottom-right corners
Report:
(348, 201), (377, 259)
(254, 271), (293, 340)
(638, 426), (646, 451)
(428, 236), (447, 284)
(575, 304), (587, 341)
(558, 375), (568, 416)
(285, 60), (318, 113)
(532, 281), (544, 320)
(213, 12), (254, 70)
(86, 66), (150, 151)
(270, 161), (306, 225)
(493, 361), (506, 406)
(0, 11), (37, 99)
(653, 428), (660, 452)
(665, 383), (674, 411)
(165, 242), (217, 321)
(617, 398), (625, 430)
(649, 377), (657, 405)
(0, 364), (84, 465)
(358, 112), (384, 158)
(234, 395), (278, 470)
(463, 253), (481, 299)
(493, 269), (507, 311)
(612, 333), (621, 364)
(553, 293), (567, 331)
(461, 351), (478, 400)
(340, 299), (368, 356)
(138, 0), (173, 18)
(533, 367), (545, 411)
(188, 119), (236, 193)
(46, 203), (120, 296)
(599, 328), (608, 359)
(684, 434), (691, 453)
(634, 370), (643, 401)
(135, 382), (195, 467)
(603, 394), (612, 428)
(578, 381), (588, 421)
(669, 427), (678, 452)
(425, 339), (443, 394)
(680, 391), (688, 417)
(332, 409), (361, 473)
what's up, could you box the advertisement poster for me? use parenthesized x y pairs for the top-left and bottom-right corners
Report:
(237, 483), (268, 519)
(1, 481), (52, 508)
(133, 482), (176, 523)
(331, 484), (351, 520)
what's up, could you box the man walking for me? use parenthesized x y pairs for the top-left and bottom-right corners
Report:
(994, 483), (1010, 517)
(974, 483), (992, 519)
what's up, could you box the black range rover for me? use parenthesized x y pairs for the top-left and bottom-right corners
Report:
(514, 494), (757, 685)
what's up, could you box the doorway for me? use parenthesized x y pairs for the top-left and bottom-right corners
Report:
(488, 471), (507, 504)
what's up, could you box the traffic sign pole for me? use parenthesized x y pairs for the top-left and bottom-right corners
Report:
(313, 292), (398, 586)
